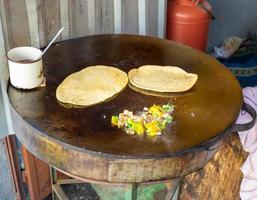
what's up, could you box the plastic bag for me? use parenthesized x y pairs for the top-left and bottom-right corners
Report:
(211, 37), (244, 59)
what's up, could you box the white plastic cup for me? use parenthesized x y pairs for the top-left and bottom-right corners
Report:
(7, 46), (44, 89)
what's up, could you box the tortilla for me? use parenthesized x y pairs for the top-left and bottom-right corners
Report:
(56, 65), (128, 106)
(128, 65), (198, 92)
(128, 83), (195, 98)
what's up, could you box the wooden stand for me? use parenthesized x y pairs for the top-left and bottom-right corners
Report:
(39, 133), (246, 200)
(50, 166), (181, 200)
(21, 146), (51, 200)
(179, 133), (247, 200)
(19, 133), (247, 199)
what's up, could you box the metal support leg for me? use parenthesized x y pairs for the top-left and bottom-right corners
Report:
(91, 179), (180, 200)
(50, 166), (58, 200)
(50, 166), (69, 200)
(131, 183), (138, 200)
(49, 166), (182, 200)
(50, 166), (57, 185)
(164, 178), (181, 200)
(171, 183), (180, 200)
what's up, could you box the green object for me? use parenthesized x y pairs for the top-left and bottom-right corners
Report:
(165, 115), (173, 124)
(90, 181), (179, 200)
(111, 116), (119, 126)
(137, 183), (166, 200)
(162, 104), (174, 113)
(91, 184), (135, 200)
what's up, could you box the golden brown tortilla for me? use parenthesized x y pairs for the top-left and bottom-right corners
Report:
(56, 65), (128, 107)
(128, 65), (198, 92)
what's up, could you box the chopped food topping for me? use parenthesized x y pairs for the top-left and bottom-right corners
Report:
(111, 104), (174, 137)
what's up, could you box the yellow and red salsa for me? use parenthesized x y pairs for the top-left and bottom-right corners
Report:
(111, 104), (174, 137)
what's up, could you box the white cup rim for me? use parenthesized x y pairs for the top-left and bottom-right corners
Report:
(7, 46), (42, 64)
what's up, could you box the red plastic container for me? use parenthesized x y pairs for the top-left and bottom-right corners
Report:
(166, 0), (212, 51)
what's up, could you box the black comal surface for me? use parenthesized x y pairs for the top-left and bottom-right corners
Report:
(8, 35), (242, 157)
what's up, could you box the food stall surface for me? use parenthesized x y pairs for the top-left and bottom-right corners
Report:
(8, 35), (254, 199)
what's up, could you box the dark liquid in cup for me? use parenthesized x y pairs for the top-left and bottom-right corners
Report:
(17, 59), (35, 63)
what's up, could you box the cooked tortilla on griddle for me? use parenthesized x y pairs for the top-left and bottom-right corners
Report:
(56, 65), (128, 107)
(128, 65), (198, 92)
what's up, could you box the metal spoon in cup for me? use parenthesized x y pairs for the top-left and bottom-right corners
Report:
(7, 27), (64, 89)
(37, 27), (64, 59)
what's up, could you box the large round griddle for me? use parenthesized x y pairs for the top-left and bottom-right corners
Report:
(8, 35), (245, 183)
(10, 34), (243, 155)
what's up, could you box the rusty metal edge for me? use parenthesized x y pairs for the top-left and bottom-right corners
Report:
(51, 166), (182, 186)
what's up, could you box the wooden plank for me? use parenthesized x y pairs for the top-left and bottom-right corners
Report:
(0, 86), (7, 138)
(60, 0), (70, 40)
(5, 136), (26, 200)
(69, 0), (88, 38)
(22, 146), (51, 200)
(34, 155), (52, 199)
(179, 134), (247, 200)
(87, 0), (96, 35)
(57, 179), (83, 185)
(0, 0), (10, 49)
(21, 146), (39, 200)
(138, 0), (146, 35)
(158, 0), (167, 38)
(95, 0), (114, 34)
(0, 20), (8, 137)
(123, 0), (139, 34)
(146, 0), (159, 36)
(52, 184), (69, 200)
(0, 5), (13, 135)
(95, 0), (101, 34)
(1, 0), (30, 48)
(114, 0), (122, 33)
(103, 0), (114, 34)
(37, 0), (61, 47)
(0, 10), (8, 96)
(37, 0), (46, 47)
(25, 0), (40, 48)
(44, 0), (61, 43)
(0, 121), (16, 200)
